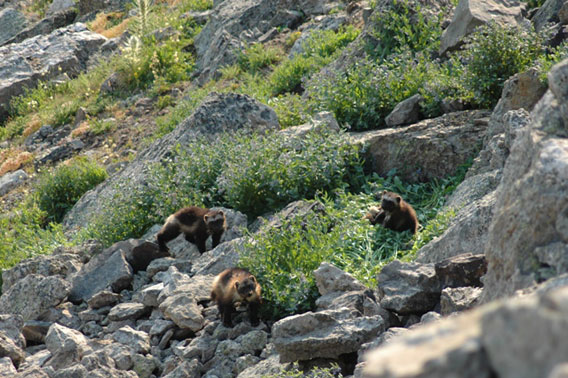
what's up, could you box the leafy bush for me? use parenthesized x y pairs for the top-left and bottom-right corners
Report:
(268, 93), (310, 128)
(536, 41), (568, 84)
(238, 43), (283, 74)
(459, 22), (543, 108)
(35, 157), (108, 223)
(367, 0), (443, 58)
(308, 52), (431, 130)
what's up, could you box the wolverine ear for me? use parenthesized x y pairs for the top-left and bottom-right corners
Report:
(235, 281), (240, 289)
(396, 196), (402, 203)
(204, 214), (209, 222)
(382, 190), (387, 195)
(250, 276), (256, 283)
(218, 210), (224, 216)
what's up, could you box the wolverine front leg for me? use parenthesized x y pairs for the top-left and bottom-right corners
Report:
(211, 231), (223, 249)
(248, 301), (260, 326)
(219, 301), (234, 327)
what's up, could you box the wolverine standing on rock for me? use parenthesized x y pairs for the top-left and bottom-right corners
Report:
(156, 206), (227, 253)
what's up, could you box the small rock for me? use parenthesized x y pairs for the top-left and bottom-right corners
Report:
(441, 287), (483, 315)
(112, 326), (150, 355)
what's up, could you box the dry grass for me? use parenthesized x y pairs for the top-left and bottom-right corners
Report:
(0, 149), (34, 176)
(89, 12), (130, 39)
(71, 121), (91, 138)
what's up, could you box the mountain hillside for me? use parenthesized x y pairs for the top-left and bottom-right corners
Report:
(0, 0), (567, 377)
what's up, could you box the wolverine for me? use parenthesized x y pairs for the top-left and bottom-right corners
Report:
(211, 268), (262, 327)
(365, 191), (419, 234)
(156, 206), (227, 253)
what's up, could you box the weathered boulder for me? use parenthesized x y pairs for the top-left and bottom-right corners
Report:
(87, 290), (120, 309)
(350, 110), (490, 182)
(385, 94), (424, 127)
(378, 260), (441, 315)
(439, 0), (525, 55)
(440, 286), (483, 315)
(533, 0), (565, 31)
(63, 93), (278, 231)
(190, 237), (244, 276)
(482, 286), (568, 378)
(34, 139), (85, 166)
(353, 327), (408, 377)
(0, 169), (28, 197)
(45, 323), (90, 370)
(0, 332), (25, 368)
(363, 303), (491, 378)
(3, 9), (78, 46)
(108, 303), (149, 322)
(313, 262), (367, 295)
(279, 111), (340, 139)
(0, 275), (71, 321)
(47, 0), (76, 15)
(0, 357), (16, 376)
(416, 191), (496, 263)
(0, 8), (27, 47)
(434, 253), (487, 289)
(2, 252), (81, 294)
(159, 294), (204, 332)
(482, 59), (568, 302)
(112, 326), (150, 355)
(0, 23), (106, 121)
(272, 308), (384, 362)
(68, 240), (134, 304)
(237, 354), (290, 378)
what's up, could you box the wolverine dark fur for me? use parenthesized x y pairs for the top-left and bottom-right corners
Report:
(365, 191), (418, 234)
(156, 206), (227, 254)
(211, 268), (262, 327)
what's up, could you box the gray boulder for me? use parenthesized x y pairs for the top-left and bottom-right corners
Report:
(385, 94), (424, 127)
(363, 304), (491, 378)
(439, 0), (525, 55)
(482, 286), (568, 378)
(68, 240), (134, 304)
(0, 169), (27, 197)
(237, 354), (290, 378)
(63, 93), (278, 231)
(0, 275), (71, 321)
(0, 8), (27, 47)
(108, 303), (149, 322)
(350, 110), (490, 182)
(313, 262), (367, 295)
(434, 253), (487, 289)
(112, 326), (150, 355)
(482, 59), (568, 302)
(0, 331), (25, 369)
(159, 294), (204, 332)
(440, 287), (483, 315)
(378, 260), (441, 315)
(47, 0), (76, 15)
(87, 290), (120, 309)
(2, 252), (81, 294)
(272, 308), (385, 362)
(45, 323), (90, 370)
(0, 357), (16, 376)
(533, 0), (565, 31)
(0, 23), (106, 121)
(3, 9), (78, 46)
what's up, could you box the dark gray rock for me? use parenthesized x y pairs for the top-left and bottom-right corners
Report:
(45, 323), (90, 370)
(533, 0), (565, 31)
(108, 303), (149, 322)
(378, 260), (441, 315)
(68, 240), (134, 304)
(434, 253), (487, 289)
(441, 287), (482, 315)
(0, 8), (27, 47)
(87, 290), (120, 309)
(3, 9), (78, 46)
(385, 94), (424, 127)
(34, 139), (85, 166)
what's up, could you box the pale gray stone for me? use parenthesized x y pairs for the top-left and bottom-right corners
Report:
(313, 262), (366, 296)
(440, 287), (483, 315)
(385, 94), (424, 127)
(45, 323), (90, 370)
(112, 326), (150, 355)
(378, 260), (441, 315)
(0, 275), (70, 321)
(0, 8), (27, 46)
(108, 303), (149, 322)
(0, 169), (28, 197)
(272, 308), (384, 362)
(0, 356), (16, 376)
(87, 290), (120, 309)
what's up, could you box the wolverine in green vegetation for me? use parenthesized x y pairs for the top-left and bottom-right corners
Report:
(365, 190), (419, 234)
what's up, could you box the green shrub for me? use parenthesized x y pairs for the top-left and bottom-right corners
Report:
(302, 25), (360, 59)
(238, 43), (283, 74)
(35, 157), (108, 223)
(367, 0), (443, 58)
(268, 93), (310, 128)
(269, 55), (322, 95)
(459, 22), (543, 108)
(218, 130), (364, 217)
(308, 52), (431, 130)
(536, 41), (568, 84)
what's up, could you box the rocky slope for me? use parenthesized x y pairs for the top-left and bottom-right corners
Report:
(0, 0), (568, 377)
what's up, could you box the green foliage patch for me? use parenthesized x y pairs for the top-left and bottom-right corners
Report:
(240, 168), (466, 320)
(35, 157), (108, 223)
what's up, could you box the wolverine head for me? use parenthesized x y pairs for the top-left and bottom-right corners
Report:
(381, 190), (402, 212)
(204, 210), (227, 231)
(235, 276), (258, 301)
